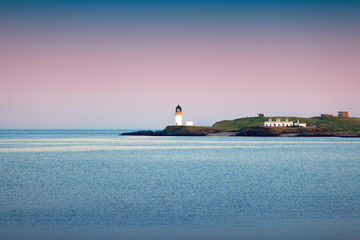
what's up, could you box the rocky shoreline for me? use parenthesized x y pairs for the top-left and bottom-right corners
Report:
(121, 126), (360, 137)
(235, 126), (335, 137)
(121, 126), (221, 136)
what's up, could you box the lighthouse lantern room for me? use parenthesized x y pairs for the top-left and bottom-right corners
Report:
(175, 105), (183, 126)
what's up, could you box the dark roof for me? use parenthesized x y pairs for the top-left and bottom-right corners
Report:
(176, 105), (182, 111)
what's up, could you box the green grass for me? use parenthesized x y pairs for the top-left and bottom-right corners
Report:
(212, 116), (360, 134)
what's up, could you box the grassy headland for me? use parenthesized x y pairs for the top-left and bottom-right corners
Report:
(213, 116), (360, 136)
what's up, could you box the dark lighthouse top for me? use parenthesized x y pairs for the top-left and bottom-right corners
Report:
(175, 105), (182, 113)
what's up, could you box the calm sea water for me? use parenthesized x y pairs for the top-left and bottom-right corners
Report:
(1, 130), (360, 240)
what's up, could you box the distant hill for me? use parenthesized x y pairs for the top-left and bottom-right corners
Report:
(213, 116), (360, 136)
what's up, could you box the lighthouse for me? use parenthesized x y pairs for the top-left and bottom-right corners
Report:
(175, 105), (183, 126)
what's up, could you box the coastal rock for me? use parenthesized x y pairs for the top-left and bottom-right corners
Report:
(235, 126), (334, 137)
(121, 126), (222, 136)
(121, 130), (159, 136)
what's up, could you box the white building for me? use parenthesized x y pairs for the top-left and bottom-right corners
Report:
(185, 121), (194, 126)
(294, 119), (307, 127)
(264, 117), (293, 127)
(175, 105), (183, 126)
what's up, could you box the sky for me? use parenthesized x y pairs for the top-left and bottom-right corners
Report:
(1, 0), (360, 129)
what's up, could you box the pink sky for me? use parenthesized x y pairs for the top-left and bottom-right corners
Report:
(1, 29), (359, 128)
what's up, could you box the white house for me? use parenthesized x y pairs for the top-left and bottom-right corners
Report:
(294, 119), (307, 127)
(264, 118), (307, 127)
(185, 121), (194, 126)
(264, 117), (293, 127)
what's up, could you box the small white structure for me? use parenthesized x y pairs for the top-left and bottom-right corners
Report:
(175, 105), (183, 126)
(264, 117), (293, 127)
(185, 121), (194, 126)
(294, 119), (307, 127)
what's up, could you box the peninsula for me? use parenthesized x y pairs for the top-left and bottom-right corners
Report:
(122, 115), (360, 137)
(121, 105), (360, 137)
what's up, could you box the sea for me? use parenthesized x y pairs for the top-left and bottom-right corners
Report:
(0, 129), (360, 240)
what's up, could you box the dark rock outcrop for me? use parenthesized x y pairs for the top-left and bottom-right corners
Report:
(121, 126), (222, 136)
(121, 130), (160, 136)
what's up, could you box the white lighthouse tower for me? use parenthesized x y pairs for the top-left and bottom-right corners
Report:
(175, 105), (183, 126)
